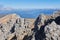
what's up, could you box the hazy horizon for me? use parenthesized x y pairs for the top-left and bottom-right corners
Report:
(0, 0), (60, 9)
(0, 0), (60, 18)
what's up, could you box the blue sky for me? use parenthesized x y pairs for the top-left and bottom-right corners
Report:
(0, 0), (60, 9)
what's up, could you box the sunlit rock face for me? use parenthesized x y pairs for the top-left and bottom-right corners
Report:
(0, 13), (21, 40)
(0, 13), (35, 40)
(45, 21), (60, 40)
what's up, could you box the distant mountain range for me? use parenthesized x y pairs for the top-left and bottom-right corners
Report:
(0, 9), (60, 18)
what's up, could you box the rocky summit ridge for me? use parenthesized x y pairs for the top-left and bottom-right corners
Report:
(0, 11), (60, 40)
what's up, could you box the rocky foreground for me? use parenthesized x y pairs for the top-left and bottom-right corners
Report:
(0, 11), (60, 40)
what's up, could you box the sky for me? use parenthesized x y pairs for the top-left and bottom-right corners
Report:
(0, 0), (60, 9)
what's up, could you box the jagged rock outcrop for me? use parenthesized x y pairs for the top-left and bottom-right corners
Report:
(0, 13), (34, 40)
(0, 11), (60, 40)
(33, 11), (60, 40)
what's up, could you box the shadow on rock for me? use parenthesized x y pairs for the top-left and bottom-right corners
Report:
(35, 25), (46, 40)
(55, 16), (60, 25)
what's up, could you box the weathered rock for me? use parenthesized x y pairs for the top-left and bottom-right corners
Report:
(45, 21), (60, 40)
